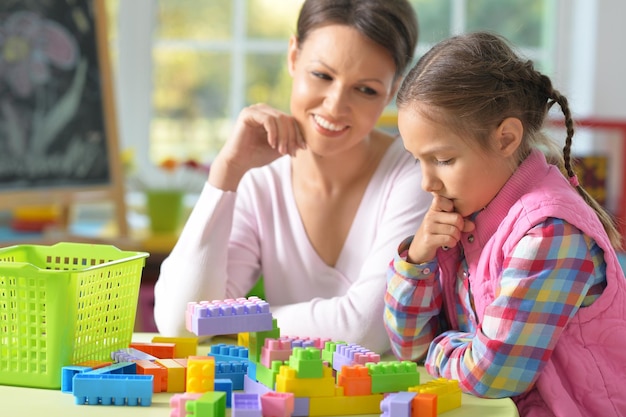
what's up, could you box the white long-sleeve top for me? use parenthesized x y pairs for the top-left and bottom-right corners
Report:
(153, 138), (430, 352)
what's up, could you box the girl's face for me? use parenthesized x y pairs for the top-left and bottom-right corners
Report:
(398, 107), (518, 217)
(287, 24), (398, 157)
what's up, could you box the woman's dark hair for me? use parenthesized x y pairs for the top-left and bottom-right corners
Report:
(296, 0), (418, 79)
(397, 31), (622, 249)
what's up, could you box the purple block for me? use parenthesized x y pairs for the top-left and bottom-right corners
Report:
(186, 297), (274, 336)
(381, 391), (417, 417)
(292, 397), (310, 417)
(243, 375), (271, 396)
(232, 393), (262, 417)
(332, 343), (380, 372)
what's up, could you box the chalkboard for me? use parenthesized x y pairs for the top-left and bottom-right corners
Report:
(0, 0), (127, 235)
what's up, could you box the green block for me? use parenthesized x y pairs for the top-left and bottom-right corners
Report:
(186, 391), (226, 417)
(256, 360), (284, 390)
(248, 319), (281, 362)
(321, 341), (346, 366)
(366, 361), (420, 393)
(288, 347), (324, 378)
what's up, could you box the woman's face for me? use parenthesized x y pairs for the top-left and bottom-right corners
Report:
(287, 24), (397, 157)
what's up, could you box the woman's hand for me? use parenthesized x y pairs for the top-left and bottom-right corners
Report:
(209, 104), (306, 191)
(408, 194), (475, 264)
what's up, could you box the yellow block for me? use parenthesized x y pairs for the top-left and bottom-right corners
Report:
(309, 394), (384, 416)
(275, 365), (335, 397)
(409, 378), (462, 414)
(152, 336), (198, 358)
(186, 356), (215, 393)
(156, 358), (186, 392)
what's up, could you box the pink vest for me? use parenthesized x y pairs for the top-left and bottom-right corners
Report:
(437, 150), (626, 416)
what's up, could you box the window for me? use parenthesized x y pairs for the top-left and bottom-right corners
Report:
(126, 0), (558, 169)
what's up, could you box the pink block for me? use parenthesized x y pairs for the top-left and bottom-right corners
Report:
(261, 339), (292, 368)
(170, 392), (202, 417)
(260, 392), (295, 417)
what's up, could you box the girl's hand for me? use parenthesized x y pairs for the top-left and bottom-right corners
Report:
(209, 104), (306, 190)
(407, 194), (475, 264)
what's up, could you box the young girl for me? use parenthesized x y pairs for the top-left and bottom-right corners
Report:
(384, 31), (626, 416)
(154, 0), (430, 353)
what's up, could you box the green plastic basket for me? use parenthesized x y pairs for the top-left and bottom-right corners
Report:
(0, 242), (149, 389)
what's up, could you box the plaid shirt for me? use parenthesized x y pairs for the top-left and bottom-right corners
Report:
(384, 217), (606, 398)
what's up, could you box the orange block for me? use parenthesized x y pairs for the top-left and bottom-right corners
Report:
(412, 393), (437, 417)
(130, 342), (176, 359)
(337, 365), (372, 396)
(135, 359), (168, 392)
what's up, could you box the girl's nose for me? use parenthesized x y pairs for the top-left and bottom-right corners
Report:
(421, 172), (441, 193)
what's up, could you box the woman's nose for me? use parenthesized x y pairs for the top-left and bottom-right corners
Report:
(324, 84), (349, 114)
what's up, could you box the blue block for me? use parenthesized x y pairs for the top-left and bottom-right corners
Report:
(61, 366), (91, 393)
(214, 378), (233, 407)
(215, 361), (248, 390)
(73, 374), (153, 406)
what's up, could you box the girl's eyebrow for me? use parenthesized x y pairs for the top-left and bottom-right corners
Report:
(415, 144), (456, 159)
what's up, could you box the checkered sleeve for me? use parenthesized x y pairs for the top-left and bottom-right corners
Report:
(384, 236), (443, 362)
(424, 219), (602, 398)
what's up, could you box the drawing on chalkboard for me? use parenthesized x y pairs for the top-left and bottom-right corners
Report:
(0, 1), (111, 190)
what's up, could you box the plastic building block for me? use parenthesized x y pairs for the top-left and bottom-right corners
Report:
(333, 343), (380, 373)
(232, 393), (262, 417)
(409, 378), (462, 414)
(186, 391), (227, 417)
(238, 332), (250, 348)
(248, 319), (281, 362)
(275, 364), (336, 397)
(156, 358), (186, 392)
(308, 393), (384, 416)
(260, 391), (295, 417)
(152, 335), (199, 358)
(111, 347), (158, 362)
(366, 361), (420, 393)
(186, 297), (274, 336)
(292, 397), (310, 417)
(260, 339), (293, 367)
(288, 347), (324, 378)
(243, 374), (272, 396)
(214, 378), (233, 407)
(380, 392), (417, 417)
(130, 342), (176, 358)
(61, 366), (91, 393)
(247, 359), (257, 381)
(171, 392), (203, 417)
(135, 359), (168, 392)
(281, 336), (331, 349)
(215, 361), (248, 390)
(337, 364), (372, 396)
(186, 355), (216, 393)
(85, 361), (136, 375)
(72, 374), (153, 406)
(412, 393), (437, 417)
(75, 360), (112, 369)
(255, 360), (284, 390)
(321, 341), (346, 366)
(209, 343), (250, 362)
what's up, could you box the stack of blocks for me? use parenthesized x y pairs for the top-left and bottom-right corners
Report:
(61, 296), (461, 416)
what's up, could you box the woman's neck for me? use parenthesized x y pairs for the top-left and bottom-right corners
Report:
(291, 130), (393, 195)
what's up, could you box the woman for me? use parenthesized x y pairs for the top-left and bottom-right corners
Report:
(154, 0), (430, 353)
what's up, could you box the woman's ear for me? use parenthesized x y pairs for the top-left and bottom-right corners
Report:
(287, 35), (299, 77)
(494, 117), (523, 157)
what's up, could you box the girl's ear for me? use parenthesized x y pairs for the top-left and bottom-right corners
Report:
(494, 117), (523, 157)
(287, 35), (299, 77)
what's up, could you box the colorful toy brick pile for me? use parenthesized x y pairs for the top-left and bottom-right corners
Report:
(61, 296), (462, 416)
